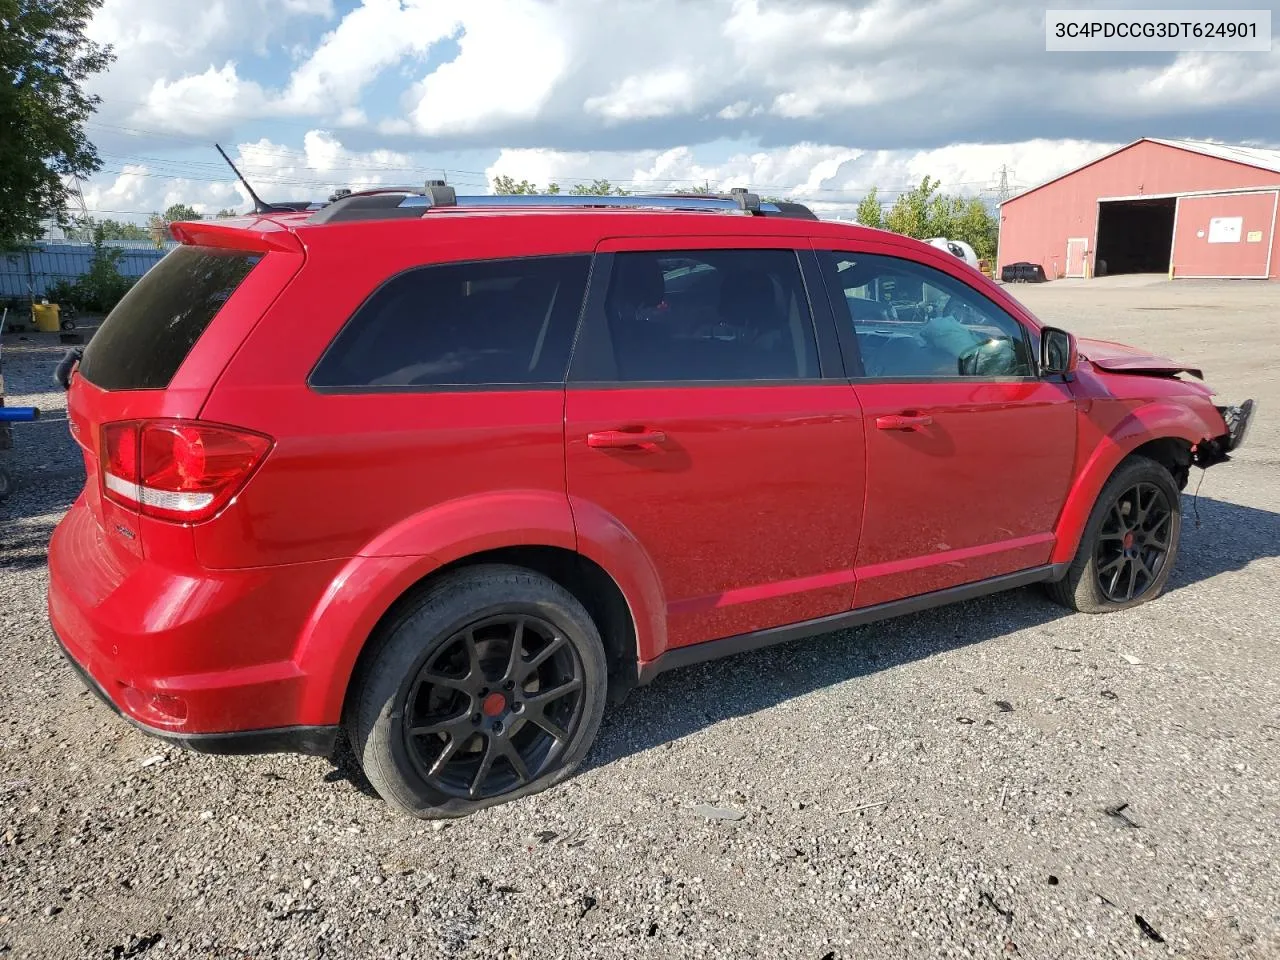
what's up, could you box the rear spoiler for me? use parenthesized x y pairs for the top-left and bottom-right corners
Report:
(168, 219), (304, 254)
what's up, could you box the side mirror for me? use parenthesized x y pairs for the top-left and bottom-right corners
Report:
(1040, 327), (1078, 377)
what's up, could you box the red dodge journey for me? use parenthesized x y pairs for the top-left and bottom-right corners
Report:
(48, 186), (1254, 817)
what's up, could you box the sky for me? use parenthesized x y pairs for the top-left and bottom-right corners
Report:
(77, 0), (1280, 222)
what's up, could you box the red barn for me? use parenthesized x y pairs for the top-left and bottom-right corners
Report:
(998, 138), (1280, 281)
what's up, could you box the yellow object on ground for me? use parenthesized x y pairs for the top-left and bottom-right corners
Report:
(32, 303), (61, 333)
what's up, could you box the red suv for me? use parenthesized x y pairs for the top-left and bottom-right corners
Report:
(48, 187), (1254, 818)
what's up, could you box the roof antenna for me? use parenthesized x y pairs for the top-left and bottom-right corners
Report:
(215, 143), (277, 214)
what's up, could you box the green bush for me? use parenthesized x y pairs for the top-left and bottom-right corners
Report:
(44, 278), (79, 305)
(47, 227), (136, 313)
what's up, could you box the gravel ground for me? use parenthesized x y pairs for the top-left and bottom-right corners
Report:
(1, 280), (1277, 959)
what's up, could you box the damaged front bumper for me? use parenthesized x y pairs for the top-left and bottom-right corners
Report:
(1195, 399), (1256, 467)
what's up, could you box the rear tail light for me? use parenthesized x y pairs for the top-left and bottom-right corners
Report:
(100, 419), (272, 523)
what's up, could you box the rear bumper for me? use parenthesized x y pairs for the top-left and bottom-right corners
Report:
(52, 629), (336, 755)
(47, 497), (342, 754)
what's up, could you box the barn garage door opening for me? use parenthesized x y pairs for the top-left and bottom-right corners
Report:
(1095, 198), (1177, 276)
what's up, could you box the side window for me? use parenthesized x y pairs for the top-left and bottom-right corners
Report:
(602, 249), (819, 382)
(311, 255), (590, 388)
(819, 251), (1033, 379)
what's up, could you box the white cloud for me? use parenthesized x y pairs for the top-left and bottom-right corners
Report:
(280, 0), (453, 113)
(77, 0), (1280, 229)
(81, 164), (248, 219)
(1130, 52), (1280, 110)
(405, 1), (569, 136)
(87, 0), (1280, 147)
(584, 68), (706, 123)
(717, 101), (756, 121)
(81, 132), (418, 220)
(137, 63), (268, 135)
(81, 165), (155, 213)
(87, 0), (333, 100)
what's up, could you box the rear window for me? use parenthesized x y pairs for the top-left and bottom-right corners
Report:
(78, 246), (262, 391)
(310, 255), (590, 389)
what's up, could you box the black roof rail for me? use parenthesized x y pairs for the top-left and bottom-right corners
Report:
(302, 179), (819, 224)
(307, 180), (459, 224)
(764, 200), (819, 221)
(638, 191), (818, 220)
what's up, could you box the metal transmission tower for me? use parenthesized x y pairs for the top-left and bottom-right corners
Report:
(58, 176), (91, 240)
(996, 165), (1013, 203)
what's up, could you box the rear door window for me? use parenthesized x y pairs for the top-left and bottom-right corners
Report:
(78, 246), (263, 391)
(311, 255), (591, 389)
(592, 248), (820, 382)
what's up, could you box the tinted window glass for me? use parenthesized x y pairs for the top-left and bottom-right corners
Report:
(604, 249), (818, 381)
(312, 256), (590, 388)
(78, 246), (262, 390)
(820, 252), (1033, 378)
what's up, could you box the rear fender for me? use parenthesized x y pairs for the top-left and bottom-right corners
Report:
(568, 495), (668, 665)
(1051, 399), (1227, 565)
(292, 490), (667, 723)
(292, 489), (573, 723)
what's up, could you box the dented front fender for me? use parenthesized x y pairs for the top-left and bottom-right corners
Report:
(1051, 396), (1229, 566)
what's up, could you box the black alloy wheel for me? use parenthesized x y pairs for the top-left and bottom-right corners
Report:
(401, 614), (585, 801)
(1093, 482), (1174, 603)
(348, 564), (608, 818)
(1046, 455), (1183, 614)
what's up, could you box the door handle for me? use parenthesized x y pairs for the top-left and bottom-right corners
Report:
(876, 414), (934, 431)
(587, 429), (667, 449)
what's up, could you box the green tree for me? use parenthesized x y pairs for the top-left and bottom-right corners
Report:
(63, 214), (144, 243)
(215, 207), (239, 217)
(949, 196), (999, 260)
(0, 0), (114, 249)
(875, 176), (999, 261)
(673, 181), (716, 195)
(144, 203), (201, 247)
(162, 203), (203, 222)
(568, 179), (629, 196)
(493, 176), (628, 196)
(491, 175), (540, 195)
(94, 218), (148, 241)
(855, 187), (883, 229)
(147, 213), (168, 247)
(884, 176), (940, 239)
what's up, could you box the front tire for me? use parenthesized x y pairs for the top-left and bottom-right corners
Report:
(347, 565), (608, 818)
(1046, 456), (1182, 614)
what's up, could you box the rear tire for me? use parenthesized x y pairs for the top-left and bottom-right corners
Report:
(347, 564), (608, 819)
(1046, 456), (1181, 614)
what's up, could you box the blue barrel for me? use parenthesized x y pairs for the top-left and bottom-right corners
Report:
(0, 407), (39, 422)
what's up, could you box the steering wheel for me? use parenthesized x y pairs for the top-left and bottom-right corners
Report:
(958, 335), (1018, 375)
(905, 300), (933, 323)
(945, 297), (987, 326)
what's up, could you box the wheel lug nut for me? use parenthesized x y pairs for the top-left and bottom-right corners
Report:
(504, 680), (515, 691)
(493, 722), (504, 734)
(472, 714), (481, 724)
(512, 702), (524, 714)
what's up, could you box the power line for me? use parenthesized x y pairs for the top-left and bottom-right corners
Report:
(86, 122), (1002, 195)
